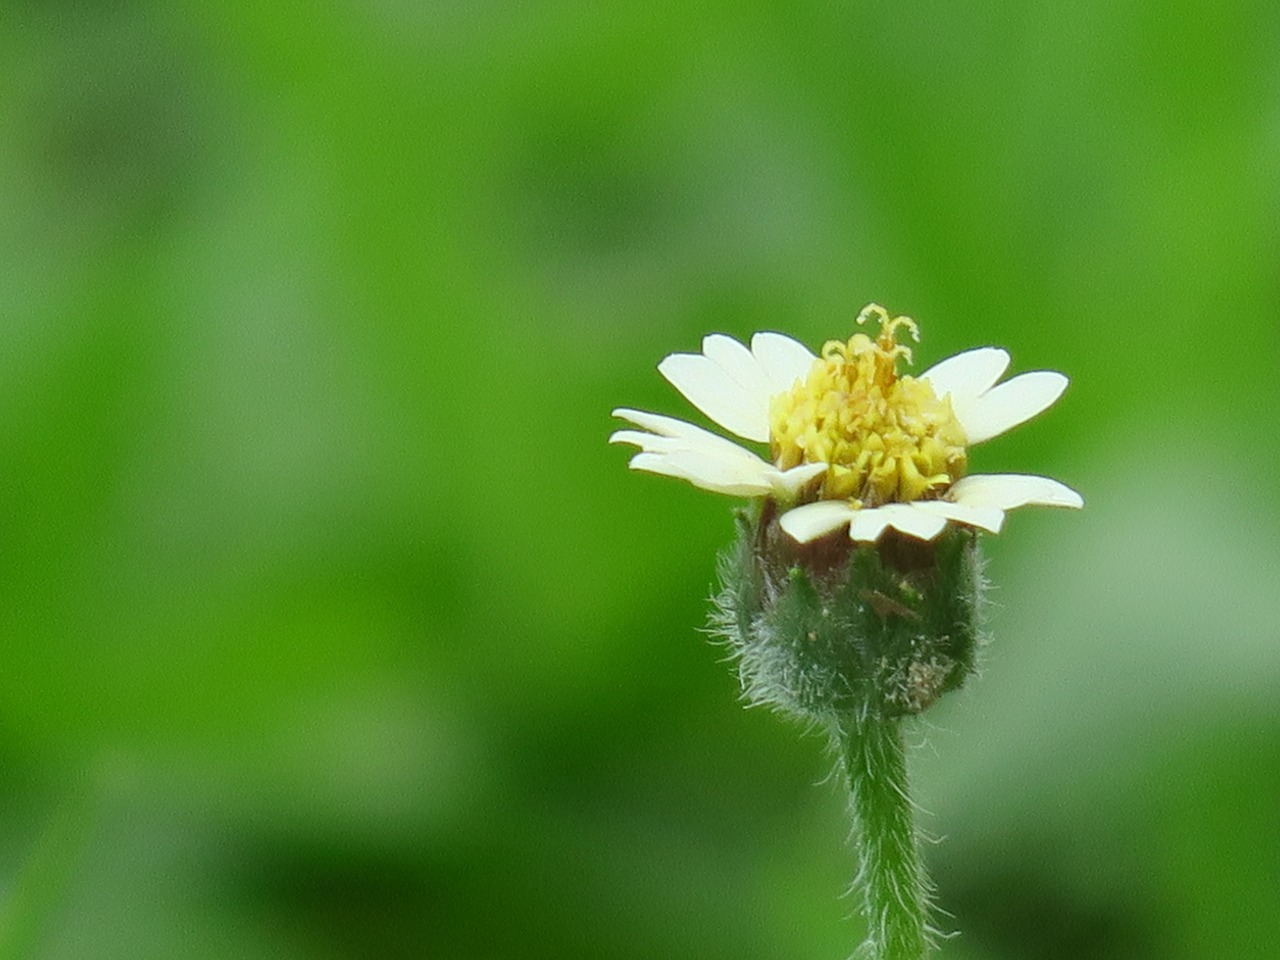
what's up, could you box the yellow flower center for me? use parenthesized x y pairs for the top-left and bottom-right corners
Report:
(769, 304), (968, 506)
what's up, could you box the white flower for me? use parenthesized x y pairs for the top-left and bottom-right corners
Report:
(611, 304), (1083, 544)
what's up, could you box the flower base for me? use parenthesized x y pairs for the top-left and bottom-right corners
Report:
(715, 503), (986, 726)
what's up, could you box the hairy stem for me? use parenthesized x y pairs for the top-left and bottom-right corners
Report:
(838, 717), (931, 960)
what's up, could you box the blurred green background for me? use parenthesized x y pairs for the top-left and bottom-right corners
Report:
(2, 1), (1278, 958)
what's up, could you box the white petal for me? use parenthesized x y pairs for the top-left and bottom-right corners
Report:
(778, 500), (858, 543)
(629, 449), (774, 497)
(609, 429), (742, 463)
(849, 504), (948, 543)
(848, 507), (894, 542)
(608, 426), (728, 458)
(608, 429), (668, 452)
(611, 409), (763, 461)
(658, 353), (770, 442)
(661, 449), (777, 496)
(701, 334), (772, 402)
(910, 499), (1006, 533)
(770, 462), (829, 498)
(885, 505), (950, 541)
(628, 451), (715, 489)
(919, 347), (1010, 405)
(612, 407), (827, 500)
(750, 331), (816, 396)
(611, 407), (703, 439)
(948, 473), (1084, 510)
(957, 371), (1069, 444)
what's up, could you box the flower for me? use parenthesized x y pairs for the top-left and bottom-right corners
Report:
(611, 303), (1083, 543)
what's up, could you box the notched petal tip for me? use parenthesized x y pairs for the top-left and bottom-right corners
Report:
(844, 504), (948, 543)
(611, 407), (679, 436)
(627, 451), (666, 473)
(910, 499), (1006, 534)
(658, 352), (771, 442)
(778, 500), (857, 544)
(750, 330), (816, 395)
(885, 506), (948, 542)
(768, 462), (830, 500)
(958, 369), (1070, 444)
(919, 346), (1011, 403)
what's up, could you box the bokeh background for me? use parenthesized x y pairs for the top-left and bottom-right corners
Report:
(2, 2), (1279, 958)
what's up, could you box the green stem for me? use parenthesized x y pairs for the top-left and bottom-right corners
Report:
(838, 716), (932, 960)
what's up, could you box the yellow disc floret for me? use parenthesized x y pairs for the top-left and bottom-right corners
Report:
(769, 304), (968, 505)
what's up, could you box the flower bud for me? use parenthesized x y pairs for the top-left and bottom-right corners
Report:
(714, 501), (986, 726)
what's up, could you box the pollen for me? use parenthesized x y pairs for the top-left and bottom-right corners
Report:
(769, 304), (968, 505)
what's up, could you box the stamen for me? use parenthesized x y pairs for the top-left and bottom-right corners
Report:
(855, 303), (891, 328)
(881, 315), (920, 347)
(769, 306), (968, 506)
